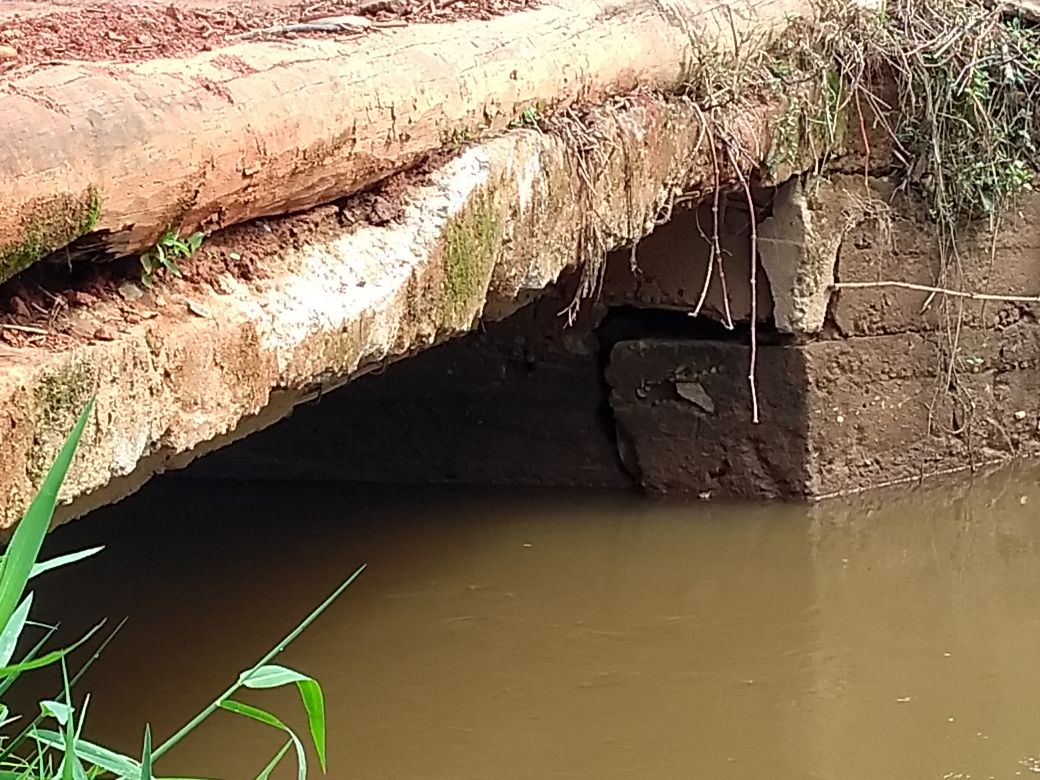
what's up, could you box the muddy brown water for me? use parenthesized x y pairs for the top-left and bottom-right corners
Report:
(17, 465), (1040, 779)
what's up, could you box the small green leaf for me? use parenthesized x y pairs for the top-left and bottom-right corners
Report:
(40, 699), (71, 727)
(0, 593), (33, 667)
(219, 701), (306, 780)
(186, 233), (205, 253)
(239, 665), (309, 689)
(240, 665), (326, 770)
(219, 699), (285, 731)
(295, 679), (326, 771)
(162, 257), (183, 278)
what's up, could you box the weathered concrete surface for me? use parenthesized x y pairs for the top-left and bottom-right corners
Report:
(0, 92), (802, 527)
(758, 178), (841, 334)
(101, 162), (1040, 503)
(604, 330), (1040, 499)
(603, 170), (1040, 499)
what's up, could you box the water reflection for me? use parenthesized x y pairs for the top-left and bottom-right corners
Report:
(20, 464), (1040, 779)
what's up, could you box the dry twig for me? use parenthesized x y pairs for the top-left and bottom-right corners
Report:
(832, 279), (1040, 304)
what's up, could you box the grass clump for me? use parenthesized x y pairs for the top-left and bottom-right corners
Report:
(807, 0), (1040, 243)
(0, 400), (364, 779)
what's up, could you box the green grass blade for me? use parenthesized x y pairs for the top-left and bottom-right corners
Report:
(219, 702), (305, 780)
(255, 741), (292, 780)
(0, 621), (58, 697)
(0, 593), (33, 667)
(139, 724), (153, 780)
(60, 658), (76, 780)
(31, 731), (139, 778)
(152, 565), (365, 761)
(28, 548), (105, 580)
(0, 400), (93, 629)
(0, 619), (123, 766)
(60, 726), (76, 780)
(73, 693), (90, 743)
(239, 666), (326, 771)
(0, 621), (103, 680)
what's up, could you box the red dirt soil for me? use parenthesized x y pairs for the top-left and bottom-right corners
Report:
(0, 0), (536, 70)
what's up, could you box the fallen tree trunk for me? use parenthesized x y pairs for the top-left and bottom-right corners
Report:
(0, 0), (811, 284)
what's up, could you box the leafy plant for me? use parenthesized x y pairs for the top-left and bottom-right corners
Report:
(509, 103), (545, 129)
(0, 399), (364, 778)
(139, 231), (204, 289)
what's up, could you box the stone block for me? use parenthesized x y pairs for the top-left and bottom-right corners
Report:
(606, 328), (1040, 499)
(758, 178), (842, 334)
(607, 339), (812, 498)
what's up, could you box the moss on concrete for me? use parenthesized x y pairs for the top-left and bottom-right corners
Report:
(764, 80), (850, 185)
(440, 192), (502, 325)
(28, 361), (96, 485)
(766, 101), (806, 179)
(0, 188), (101, 284)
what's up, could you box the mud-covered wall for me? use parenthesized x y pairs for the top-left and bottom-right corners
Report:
(603, 175), (1040, 498)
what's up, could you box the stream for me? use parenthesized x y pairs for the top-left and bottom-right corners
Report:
(21, 465), (1040, 779)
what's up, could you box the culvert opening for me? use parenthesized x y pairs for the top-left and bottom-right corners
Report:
(186, 279), (637, 491)
(181, 189), (790, 497)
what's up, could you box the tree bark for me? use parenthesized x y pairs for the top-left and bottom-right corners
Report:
(0, 0), (809, 281)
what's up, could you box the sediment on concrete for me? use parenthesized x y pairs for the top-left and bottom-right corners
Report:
(0, 88), (812, 528)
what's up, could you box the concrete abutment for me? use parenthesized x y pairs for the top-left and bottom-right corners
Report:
(187, 178), (1040, 500)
